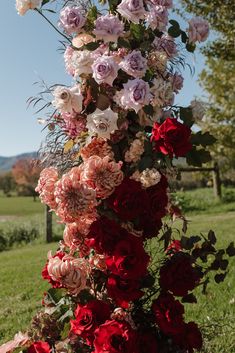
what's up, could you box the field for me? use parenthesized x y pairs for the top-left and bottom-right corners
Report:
(0, 190), (235, 351)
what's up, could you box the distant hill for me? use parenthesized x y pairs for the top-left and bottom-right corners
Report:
(0, 152), (37, 172)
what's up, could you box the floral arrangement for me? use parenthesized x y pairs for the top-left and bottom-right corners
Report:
(1, 1), (234, 353)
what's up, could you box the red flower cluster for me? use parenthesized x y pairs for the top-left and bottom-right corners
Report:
(107, 176), (168, 238)
(28, 342), (50, 353)
(151, 118), (192, 158)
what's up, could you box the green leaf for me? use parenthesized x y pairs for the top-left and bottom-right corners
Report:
(41, 0), (50, 6)
(117, 37), (131, 49)
(208, 230), (216, 244)
(226, 242), (235, 257)
(186, 42), (196, 53)
(179, 106), (194, 127)
(214, 272), (227, 283)
(181, 31), (188, 44)
(108, 0), (119, 11)
(169, 20), (180, 29)
(168, 26), (181, 38)
(186, 147), (212, 167)
(61, 322), (71, 340)
(47, 288), (65, 304)
(84, 42), (100, 51)
(143, 104), (154, 116)
(138, 155), (153, 172)
(191, 131), (216, 147)
(87, 6), (98, 23)
(182, 293), (197, 303)
(130, 23), (145, 41)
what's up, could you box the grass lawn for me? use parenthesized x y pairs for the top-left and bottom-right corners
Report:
(0, 191), (234, 351)
(0, 196), (44, 216)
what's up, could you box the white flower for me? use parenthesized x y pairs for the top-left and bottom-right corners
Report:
(190, 99), (206, 121)
(52, 85), (83, 114)
(70, 50), (94, 78)
(86, 108), (118, 139)
(151, 77), (174, 107)
(16, 0), (42, 15)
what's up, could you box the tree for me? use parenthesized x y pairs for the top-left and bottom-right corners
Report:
(12, 158), (41, 200)
(0, 172), (16, 196)
(179, 0), (235, 173)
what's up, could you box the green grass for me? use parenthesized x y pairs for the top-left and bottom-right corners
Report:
(0, 243), (58, 343)
(0, 196), (44, 216)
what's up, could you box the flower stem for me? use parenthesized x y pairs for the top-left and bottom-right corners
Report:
(35, 9), (72, 44)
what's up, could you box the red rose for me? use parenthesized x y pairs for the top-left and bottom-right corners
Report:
(41, 251), (65, 288)
(173, 322), (202, 353)
(159, 253), (201, 296)
(137, 331), (160, 353)
(107, 178), (149, 221)
(106, 236), (150, 279)
(94, 320), (138, 353)
(107, 275), (144, 308)
(166, 240), (182, 256)
(28, 342), (50, 353)
(70, 300), (111, 345)
(152, 292), (184, 335)
(151, 118), (192, 158)
(86, 216), (127, 255)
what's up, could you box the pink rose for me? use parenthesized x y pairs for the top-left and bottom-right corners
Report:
(59, 6), (86, 34)
(146, 5), (168, 31)
(120, 50), (147, 78)
(169, 72), (184, 93)
(153, 34), (177, 57)
(93, 14), (124, 43)
(115, 79), (152, 113)
(92, 56), (119, 86)
(117, 0), (146, 24)
(188, 17), (209, 43)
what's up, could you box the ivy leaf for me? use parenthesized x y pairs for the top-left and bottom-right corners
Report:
(191, 131), (216, 147)
(186, 147), (212, 167)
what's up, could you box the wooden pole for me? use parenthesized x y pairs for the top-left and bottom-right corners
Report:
(212, 162), (222, 199)
(45, 205), (53, 243)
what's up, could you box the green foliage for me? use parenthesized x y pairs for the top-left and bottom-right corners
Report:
(0, 226), (39, 252)
(179, 0), (235, 172)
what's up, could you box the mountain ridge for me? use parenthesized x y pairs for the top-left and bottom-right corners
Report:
(0, 152), (37, 172)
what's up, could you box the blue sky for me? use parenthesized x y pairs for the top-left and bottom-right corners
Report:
(0, 1), (207, 157)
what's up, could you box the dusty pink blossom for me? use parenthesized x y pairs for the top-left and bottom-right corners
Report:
(93, 14), (124, 43)
(89, 254), (107, 271)
(169, 72), (184, 93)
(151, 77), (174, 107)
(81, 156), (123, 199)
(115, 79), (152, 113)
(16, 0), (41, 16)
(188, 17), (209, 43)
(60, 112), (87, 138)
(63, 222), (92, 255)
(54, 166), (97, 223)
(125, 135), (145, 162)
(72, 33), (95, 49)
(119, 50), (147, 78)
(80, 137), (114, 161)
(36, 167), (58, 210)
(64, 46), (76, 76)
(153, 34), (177, 57)
(146, 5), (168, 31)
(117, 0), (146, 24)
(92, 56), (119, 86)
(91, 44), (109, 61)
(59, 6), (86, 34)
(47, 252), (90, 295)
